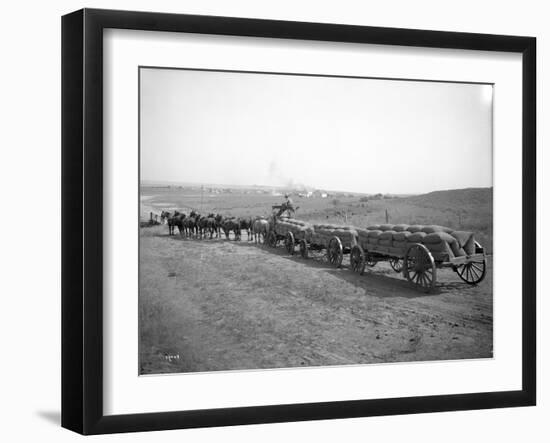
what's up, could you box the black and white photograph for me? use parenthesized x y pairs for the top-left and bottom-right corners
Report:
(138, 67), (493, 375)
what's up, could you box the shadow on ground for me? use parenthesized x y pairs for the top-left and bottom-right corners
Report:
(36, 410), (60, 426)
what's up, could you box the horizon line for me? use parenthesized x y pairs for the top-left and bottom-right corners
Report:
(140, 179), (493, 196)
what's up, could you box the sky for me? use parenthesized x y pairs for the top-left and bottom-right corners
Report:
(140, 67), (492, 194)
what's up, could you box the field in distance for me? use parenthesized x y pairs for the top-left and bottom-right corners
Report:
(141, 185), (493, 253)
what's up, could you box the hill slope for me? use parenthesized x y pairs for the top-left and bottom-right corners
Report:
(402, 187), (492, 210)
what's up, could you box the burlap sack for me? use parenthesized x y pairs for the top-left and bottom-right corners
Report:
(393, 224), (410, 232)
(393, 231), (412, 242)
(367, 225), (381, 230)
(421, 225), (454, 234)
(424, 241), (448, 253)
(379, 224), (394, 231)
(450, 231), (475, 255)
(423, 232), (456, 244)
(379, 231), (396, 240)
(406, 225), (425, 233)
(367, 230), (382, 238)
(408, 232), (427, 242)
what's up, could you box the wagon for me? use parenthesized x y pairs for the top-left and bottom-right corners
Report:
(348, 224), (487, 292)
(298, 224), (359, 268)
(266, 212), (313, 255)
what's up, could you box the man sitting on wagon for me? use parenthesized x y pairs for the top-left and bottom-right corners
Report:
(277, 193), (295, 217)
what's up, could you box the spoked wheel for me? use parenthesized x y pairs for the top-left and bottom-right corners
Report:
(455, 258), (487, 285)
(299, 240), (309, 259)
(389, 257), (403, 273)
(285, 232), (296, 255)
(267, 231), (278, 248)
(327, 236), (344, 268)
(404, 243), (436, 293)
(350, 245), (366, 275)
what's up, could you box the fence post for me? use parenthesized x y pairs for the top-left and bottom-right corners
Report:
(385, 209), (389, 223)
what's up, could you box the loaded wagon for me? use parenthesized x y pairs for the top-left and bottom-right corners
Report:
(349, 224), (487, 292)
(265, 209), (487, 292)
(298, 224), (359, 268)
(266, 215), (313, 254)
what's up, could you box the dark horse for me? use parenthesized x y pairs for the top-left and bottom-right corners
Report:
(214, 214), (223, 238)
(197, 214), (212, 239)
(167, 211), (186, 236)
(203, 213), (217, 239)
(183, 210), (199, 238)
(239, 217), (253, 241)
(167, 211), (178, 235)
(173, 212), (186, 236)
(160, 210), (170, 224)
(221, 217), (240, 240)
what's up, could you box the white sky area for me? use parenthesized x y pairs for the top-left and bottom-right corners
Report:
(140, 68), (493, 194)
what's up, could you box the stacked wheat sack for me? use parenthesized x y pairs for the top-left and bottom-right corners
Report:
(310, 223), (358, 247)
(356, 224), (476, 259)
(275, 218), (314, 241)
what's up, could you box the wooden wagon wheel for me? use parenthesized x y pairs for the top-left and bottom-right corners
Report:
(267, 231), (278, 248)
(403, 243), (436, 293)
(389, 257), (403, 273)
(327, 236), (344, 268)
(285, 232), (296, 255)
(350, 245), (365, 275)
(299, 239), (309, 259)
(455, 258), (487, 285)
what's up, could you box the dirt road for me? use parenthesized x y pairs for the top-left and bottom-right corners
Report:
(139, 226), (493, 374)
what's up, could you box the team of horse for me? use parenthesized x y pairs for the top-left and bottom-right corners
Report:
(160, 210), (269, 243)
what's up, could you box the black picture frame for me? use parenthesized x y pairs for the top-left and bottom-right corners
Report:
(62, 8), (536, 435)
